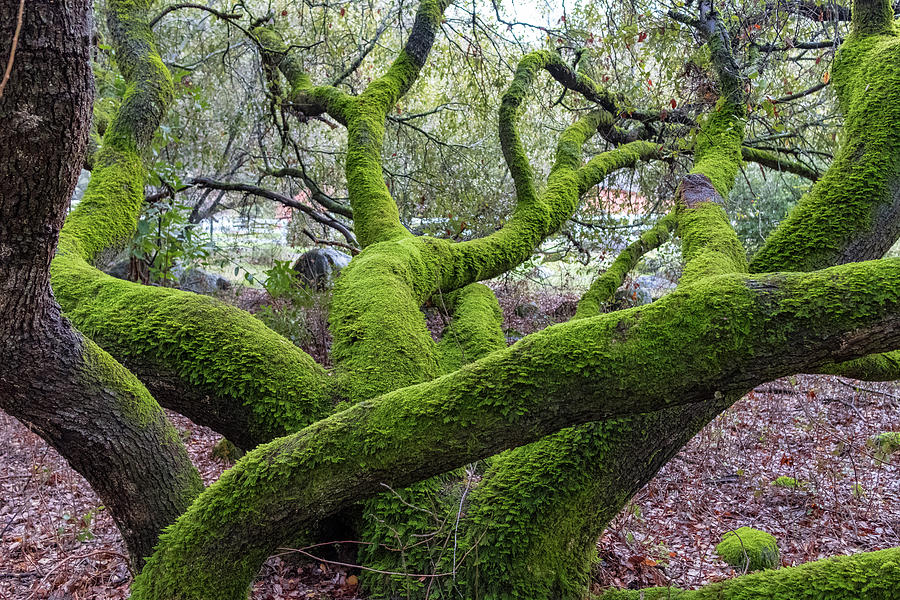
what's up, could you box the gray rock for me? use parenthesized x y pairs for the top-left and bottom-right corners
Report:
(172, 265), (232, 295)
(292, 248), (352, 289)
(105, 258), (133, 281)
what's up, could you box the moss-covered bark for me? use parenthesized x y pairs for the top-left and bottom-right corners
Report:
(0, 0), (202, 568)
(11, 0), (900, 594)
(597, 547), (900, 599)
(676, 99), (748, 286)
(133, 257), (900, 598)
(50, 0), (337, 449)
(436, 283), (507, 373)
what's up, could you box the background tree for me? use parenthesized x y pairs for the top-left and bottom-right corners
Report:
(2, 1), (900, 599)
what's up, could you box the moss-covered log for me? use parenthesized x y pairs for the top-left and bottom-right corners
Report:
(597, 547), (900, 599)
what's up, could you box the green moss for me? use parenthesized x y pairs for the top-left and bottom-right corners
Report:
(211, 439), (245, 464)
(716, 527), (780, 572)
(80, 337), (173, 439)
(58, 150), (145, 263)
(252, 26), (353, 125)
(132, 256), (900, 598)
(576, 212), (677, 319)
(871, 431), (900, 454)
(53, 254), (335, 446)
(678, 201), (748, 285)
(597, 547), (900, 599)
(436, 283), (506, 373)
(819, 350), (900, 381)
(771, 476), (807, 490)
(691, 99), (747, 198)
(357, 472), (466, 598)
(329, 238), (443, 403)
(674, 98), (748, 285)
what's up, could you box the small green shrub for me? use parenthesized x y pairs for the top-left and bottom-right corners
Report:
(715, 527), (780, 572)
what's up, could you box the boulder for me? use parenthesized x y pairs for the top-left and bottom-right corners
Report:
(172, 265), (232, 295)
(514, 301), (540, 319)
(292, 247), (352, 289)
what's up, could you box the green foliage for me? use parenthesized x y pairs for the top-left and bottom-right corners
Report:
(59, 505), (104, 542)
(131, 200), (214, 284)
(254, 261), (331, 352)
(716, 527), (780, 572)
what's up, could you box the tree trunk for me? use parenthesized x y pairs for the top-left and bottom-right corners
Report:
(0, 0), (202, 568)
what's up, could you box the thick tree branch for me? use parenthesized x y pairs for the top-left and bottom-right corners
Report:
(134, 258), (900, 599)
(751, 5), (900, 272)
(51, 1), (339, 451)
(434, 283), (506, 373)
(344, 0), (452, 247)
(0, 0), (203, 568)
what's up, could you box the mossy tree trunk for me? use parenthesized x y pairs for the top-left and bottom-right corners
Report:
(0, 0), (203, 568)
(4, 0), (900, 599)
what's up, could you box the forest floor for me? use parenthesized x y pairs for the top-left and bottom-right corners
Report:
(2, 285), (899, 599)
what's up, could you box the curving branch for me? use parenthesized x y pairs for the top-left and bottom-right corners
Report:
(574, 212), (678, 319)
(189, 176), (357, 246)
(253, 27), (354, 125)
(741, 145), (823, 181)
(149, 3), (242, 28)
(132, 257), (900, 599)
(343, 0), (452, 247)
(434, 283), (506, 373)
